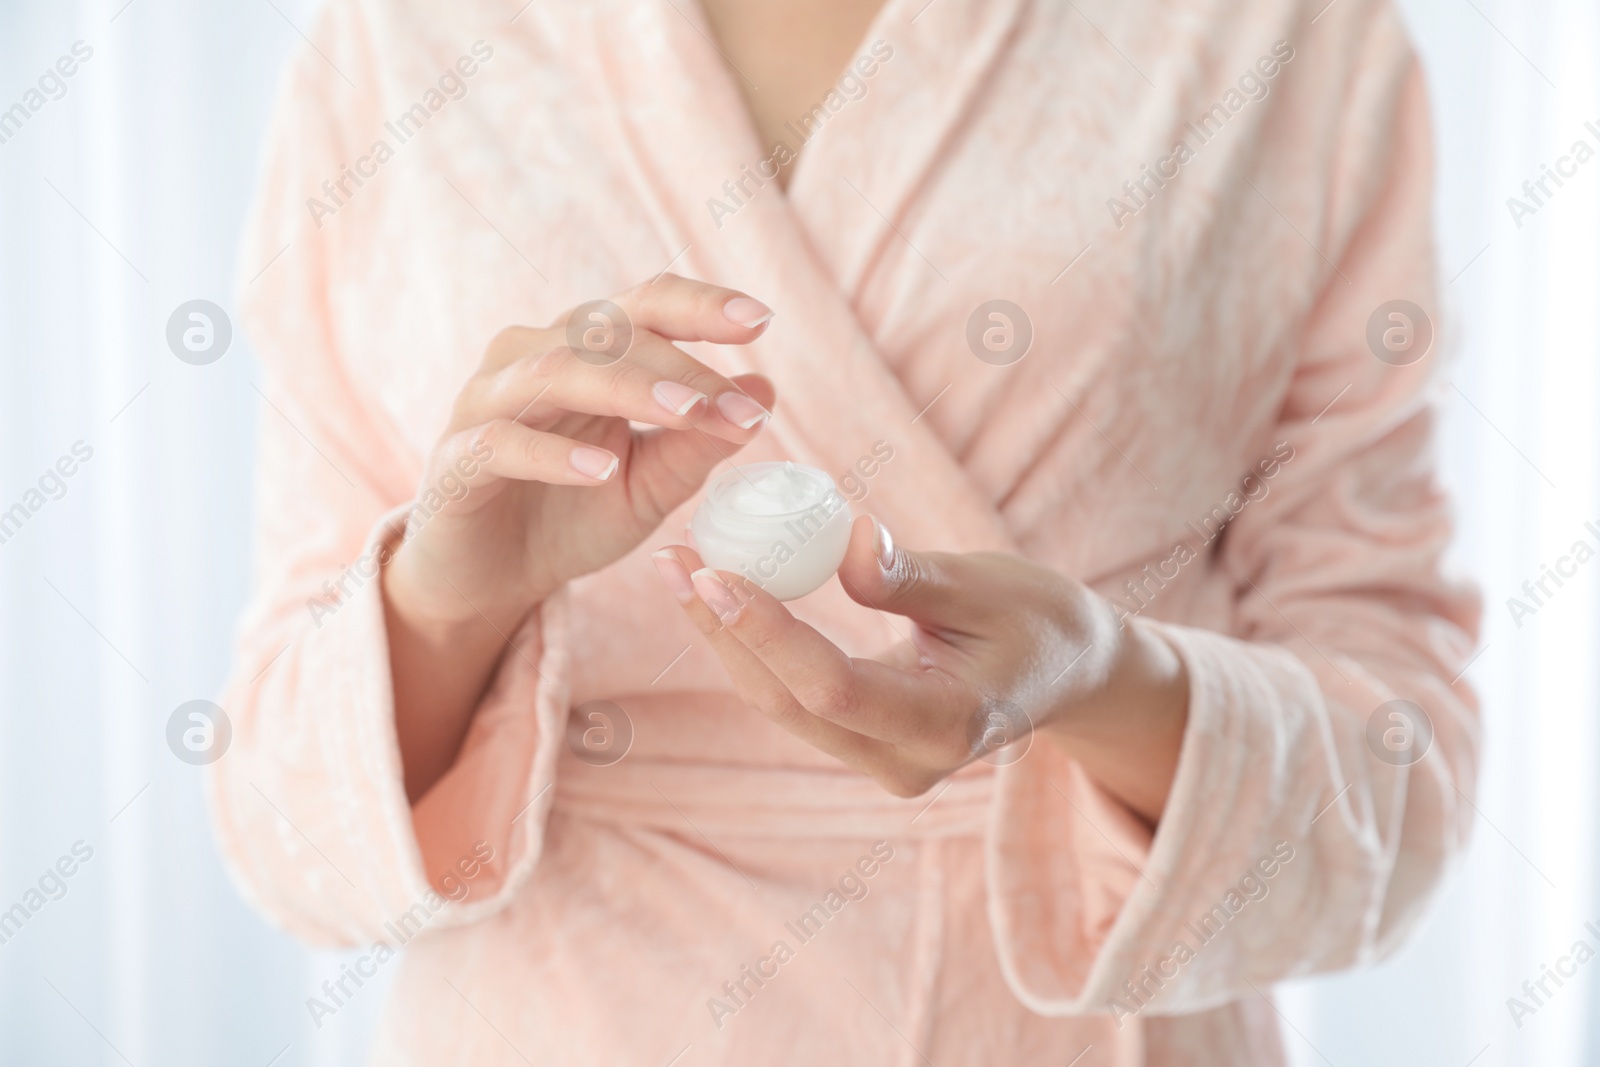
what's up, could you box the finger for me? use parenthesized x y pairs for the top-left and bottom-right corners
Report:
(835, 516), (1000, 635)
(650, 546), (889, 766)
(726, 372), (775, 412)
(688, 563), (973, 747)
(623, 374), (775, 523)
(438, 419), (621, 489)
(468, 334), (773, 440)
(610, 274), (774, 343)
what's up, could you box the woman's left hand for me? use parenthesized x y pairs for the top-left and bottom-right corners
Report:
(651, 516), (1191, 823)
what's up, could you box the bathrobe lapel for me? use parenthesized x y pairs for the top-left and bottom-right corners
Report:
(596, 0), (1028, 556)
(783, 0), (1033, 297)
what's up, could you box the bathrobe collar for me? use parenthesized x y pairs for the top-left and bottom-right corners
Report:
(595, 0), (1027, 554)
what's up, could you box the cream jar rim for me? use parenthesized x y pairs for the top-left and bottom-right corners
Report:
(703, 461), (838, 525)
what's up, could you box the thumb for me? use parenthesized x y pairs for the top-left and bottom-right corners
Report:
(836, 515), (990, 632)
(626, 373), (774, 524)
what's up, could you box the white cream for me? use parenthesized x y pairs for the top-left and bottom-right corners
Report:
(691, 461), (852, 601)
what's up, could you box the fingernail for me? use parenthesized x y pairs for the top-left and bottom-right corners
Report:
(873, 519), (895, 571)
(722, 296), (774, 329)
(715, 391), (770, 429)
(691, 568), (744, 621)
(569, 446), (618, 480)
(652, 381), (708, 417)
(651, 550), (696, 602)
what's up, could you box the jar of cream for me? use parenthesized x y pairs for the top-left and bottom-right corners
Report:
(690, 461), (853, 601)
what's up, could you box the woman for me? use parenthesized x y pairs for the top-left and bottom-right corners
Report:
(215, 0), (1481, 1062)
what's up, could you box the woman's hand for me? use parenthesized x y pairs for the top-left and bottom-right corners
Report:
(651, 516), (1191, 824)
(384, 275), (777, 800)
(386, 275), (776, 627)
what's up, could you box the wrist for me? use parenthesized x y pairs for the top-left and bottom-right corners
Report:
(1038, 602), (1190, 824)
(382, 542), (537, 642)
(1043, 599), (1189, 749)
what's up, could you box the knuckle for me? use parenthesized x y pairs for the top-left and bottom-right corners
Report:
(515, 428), (554, 468)
(495, 345), (570, 407)
(752, 689), (811, 731)
(635, 272), (686, 298)
(893, 548), (927, 582)
(479, 368), (525, 413)
(617, 273), (719, 324)
(886, 552), (959, 610)
(908, 552), (945, 593)
(693, 282), (733, 320)
(486, 325), (537, 366)
(682, 364), (732, 396)
(518, 340), (569, 382)
(802, 675), (859, 722)
(610, 353), (664, 394)
(735, 612), (787, 658)
(471, 419), (507, 453)
(614, 276), (664, 314)
(632, 336), (722, 390)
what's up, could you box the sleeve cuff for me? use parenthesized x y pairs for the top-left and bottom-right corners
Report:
(211, 503), (571, 943)
(985, 617), (1327, 1015)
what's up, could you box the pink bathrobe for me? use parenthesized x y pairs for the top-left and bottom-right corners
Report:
(214, 0), (1481, 1062)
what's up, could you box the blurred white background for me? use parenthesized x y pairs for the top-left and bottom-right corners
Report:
(0, 0), (1594, 1064)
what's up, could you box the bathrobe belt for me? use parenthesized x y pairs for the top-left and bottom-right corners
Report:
(553, 758), (995, 840)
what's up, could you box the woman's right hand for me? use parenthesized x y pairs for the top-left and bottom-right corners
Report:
(385, 274), (776, 632)
(381, 275), (777, 800)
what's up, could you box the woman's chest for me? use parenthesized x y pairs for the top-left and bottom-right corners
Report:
(336, 0), (1328, 578)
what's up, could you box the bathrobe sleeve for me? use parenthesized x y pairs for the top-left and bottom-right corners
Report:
(208, 5), (570, 947)
(985, 19), (1482, 1014)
